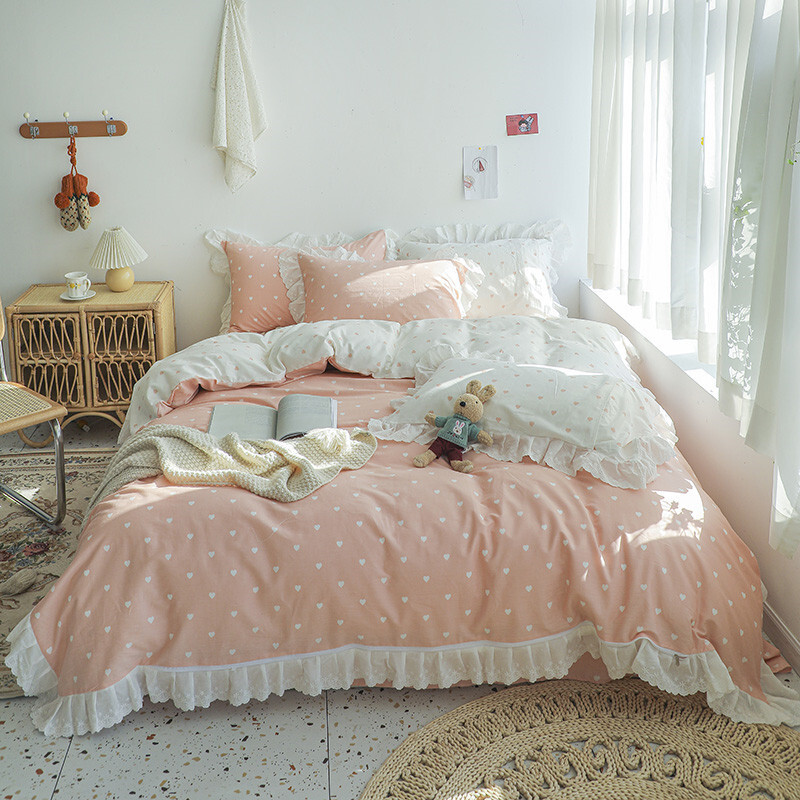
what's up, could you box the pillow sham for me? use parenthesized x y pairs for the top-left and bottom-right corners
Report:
(396, 220), (569, 319)
(281, 230), (393, 322)
(297, 253), (474, 324)
(222, 242), (295, 333)
(368, 356), (677, 489)
(205, 229), (392, 333)
(435, 239), (565, 319)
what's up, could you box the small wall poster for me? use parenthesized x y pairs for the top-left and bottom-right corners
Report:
(463, 145), (498, 200)
(506, 113), (538, 136)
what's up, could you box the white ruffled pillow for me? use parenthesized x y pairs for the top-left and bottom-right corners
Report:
(396, 220), (569, 319)
(368, 356), (677, 489)
(435, 239), (565, 318)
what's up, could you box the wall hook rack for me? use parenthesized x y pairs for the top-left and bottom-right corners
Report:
(19, 111), (128, 139)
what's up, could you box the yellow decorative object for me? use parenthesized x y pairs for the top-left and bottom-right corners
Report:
(90, 226), (147, 293)
(104, 266), (134, 292)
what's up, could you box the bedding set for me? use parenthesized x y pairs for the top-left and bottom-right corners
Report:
(7, 221), (800, 736)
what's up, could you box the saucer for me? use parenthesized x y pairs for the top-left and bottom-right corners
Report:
(60, 290), (96, 301)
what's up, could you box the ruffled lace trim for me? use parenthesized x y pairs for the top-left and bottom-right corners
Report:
(368, 417), (675, 490)
(204, 228), (266, 333)
(281, 243), (366, 323)
(205, 228), (265, 276)
(6, 615), (799, 737)
(370, 350), (677, 490)
(5, 616), (58, 698)
(399, 220), (572, 276)
(384, 229), (399, 260)
(204, 229), (357, 333)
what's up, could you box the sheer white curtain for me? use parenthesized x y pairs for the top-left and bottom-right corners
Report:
(588, 0), (746, 361)
(588, 0), (800, 556)
(718, 0), (800, 556)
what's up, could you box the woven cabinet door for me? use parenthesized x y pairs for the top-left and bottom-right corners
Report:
(11, 313), (85, 408)
(86, 310), (155, 408)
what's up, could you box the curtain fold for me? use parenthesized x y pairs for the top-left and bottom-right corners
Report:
(588, 0), (623, 291)
(718, 0), (800, 556)
(588, 0), (800, 557)
(589, 0), (739, 350)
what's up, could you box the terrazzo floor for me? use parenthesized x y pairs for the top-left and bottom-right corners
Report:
(2, 421), (800, 799)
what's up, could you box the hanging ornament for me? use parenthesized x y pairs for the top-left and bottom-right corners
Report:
(53, 135), (100, 231)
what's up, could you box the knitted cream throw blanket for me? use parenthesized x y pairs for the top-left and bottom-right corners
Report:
(86, 424), (377, 514)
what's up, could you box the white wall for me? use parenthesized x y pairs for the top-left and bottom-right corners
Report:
(1, 0), (595, 349)
(580, 284), (800, 667)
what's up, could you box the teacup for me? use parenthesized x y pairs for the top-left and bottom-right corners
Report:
(65, 271), (91, 298)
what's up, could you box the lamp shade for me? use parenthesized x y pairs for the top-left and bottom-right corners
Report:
(89, 227), (147, 271)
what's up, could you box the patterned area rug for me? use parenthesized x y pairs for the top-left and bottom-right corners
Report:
(359, 679), (800, 800)
(0, 449), (115, 698)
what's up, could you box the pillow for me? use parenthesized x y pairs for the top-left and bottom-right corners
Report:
(222, 242), (295, 333)
(397, 220), (570, 254)
(396, 220), (570, 319)
(281, 230), (393, 322)
(205, 229), (393, 333)
(297, 253), (476, 324)
(368, 356), (677, 489)
(435, 239), (565, 318)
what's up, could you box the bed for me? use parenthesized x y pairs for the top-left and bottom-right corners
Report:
(7, 221), (800, 736)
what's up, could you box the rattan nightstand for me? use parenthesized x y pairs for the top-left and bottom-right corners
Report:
(4, 281), (175, 444)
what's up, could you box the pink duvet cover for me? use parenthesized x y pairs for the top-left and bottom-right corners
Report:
(8, 372), (800, 735)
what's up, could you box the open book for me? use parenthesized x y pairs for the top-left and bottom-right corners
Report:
(207, 396), (338, 441)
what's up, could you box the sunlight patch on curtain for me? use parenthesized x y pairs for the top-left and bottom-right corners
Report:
(588, 0), (800, 556)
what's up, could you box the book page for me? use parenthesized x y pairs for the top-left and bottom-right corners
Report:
(276, 394), (337, 441)
(207, 403), (278, 440)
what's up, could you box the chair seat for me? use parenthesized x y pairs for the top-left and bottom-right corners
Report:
(0, 382), (67, 436)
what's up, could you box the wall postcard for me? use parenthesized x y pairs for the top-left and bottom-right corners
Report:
(506, 113), (538, 136)
(463, 145), (498, 200)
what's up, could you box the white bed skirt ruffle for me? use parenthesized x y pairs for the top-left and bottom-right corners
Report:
(7, 613), (800, 737)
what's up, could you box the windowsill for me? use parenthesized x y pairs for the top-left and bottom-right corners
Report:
(579, 279), (718, 399)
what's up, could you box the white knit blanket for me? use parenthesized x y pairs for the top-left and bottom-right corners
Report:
(86, 424), (377, 515)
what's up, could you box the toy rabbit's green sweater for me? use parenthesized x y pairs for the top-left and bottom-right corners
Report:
(434, 413), (482, 448)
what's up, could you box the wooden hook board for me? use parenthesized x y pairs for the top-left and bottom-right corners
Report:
(19, 119), (128, 139)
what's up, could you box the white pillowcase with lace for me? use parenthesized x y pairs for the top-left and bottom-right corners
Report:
(395, 220), (569, 319)
(434, 238), (565, 318)
(368, 355), (677, 489)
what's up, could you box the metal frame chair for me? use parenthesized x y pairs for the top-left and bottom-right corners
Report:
(0, 294), (67, 526)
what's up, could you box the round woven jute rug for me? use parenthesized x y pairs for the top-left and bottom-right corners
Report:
(359, 678), (800, 800)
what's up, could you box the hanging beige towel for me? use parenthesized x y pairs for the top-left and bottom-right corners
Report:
(212, 0), (268, 192)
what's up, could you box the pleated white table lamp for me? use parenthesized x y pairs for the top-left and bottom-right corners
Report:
(90, 226), (148, 292)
